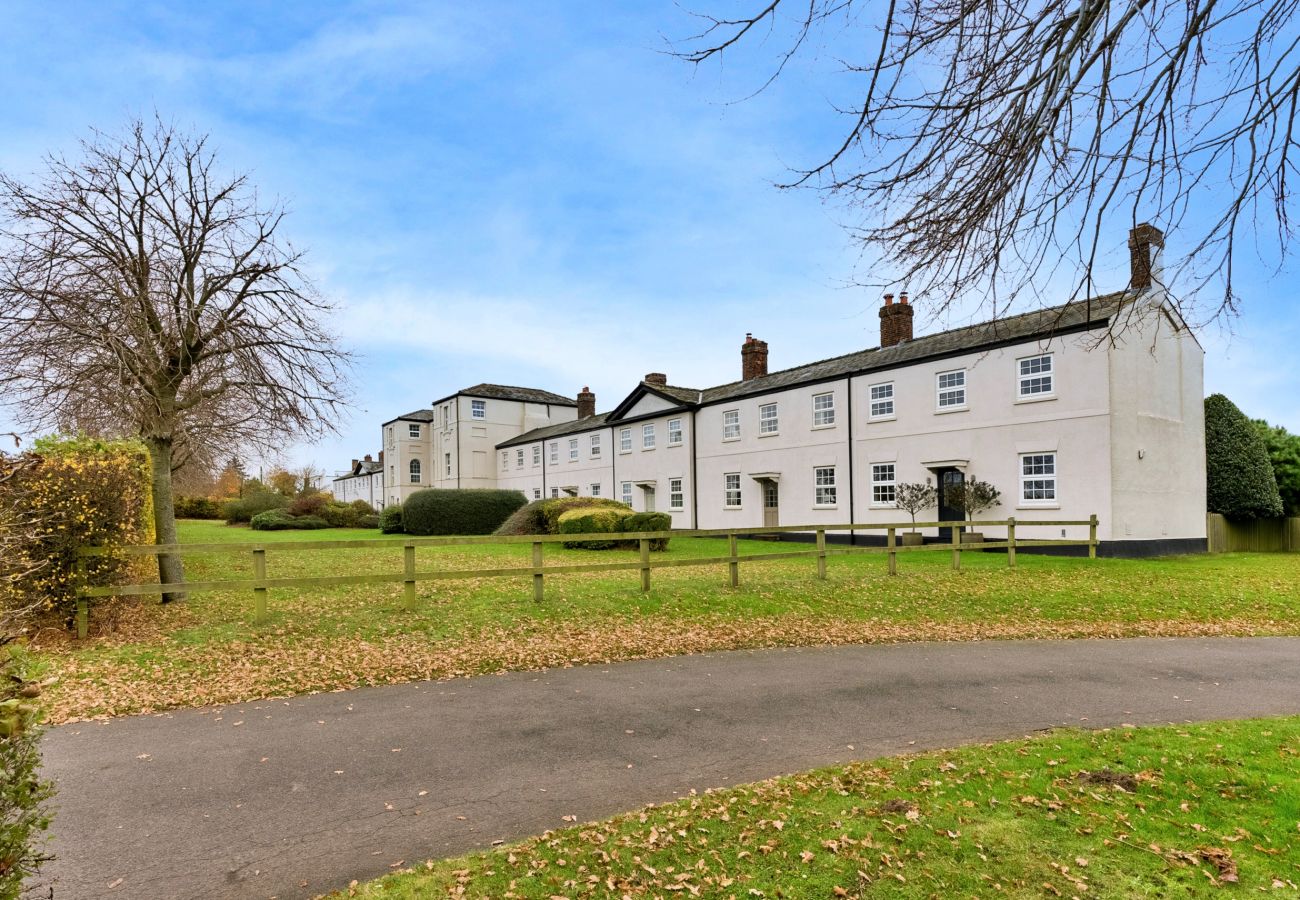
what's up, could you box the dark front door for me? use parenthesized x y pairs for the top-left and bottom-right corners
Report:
(937, 468), (965, 542)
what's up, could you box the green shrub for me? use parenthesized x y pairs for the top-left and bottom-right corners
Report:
(1206, 395), (1284, 519)
(224, 490), (288, 524)
(357, 514), (380, 530)
(318, 502), (361, 528)
(402, 489), (528, 536)
(542, 497), (627, 534)
(0, 641), (54, 896)
(174, 495), (222, 519)
(1253, 419), (1300, 517)
(558, 506), (634, 549)
(0, 437), (154, 620)
(287, 492), (328, 518)
(350, 499), (377, 516)
(496, 496), (632, 536)
(623, 511), (672, 550)
(379, 505), (404, 534)
(249, 509), (330, 531)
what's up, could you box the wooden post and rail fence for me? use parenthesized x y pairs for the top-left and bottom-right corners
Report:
(72, 515), (1100, 639)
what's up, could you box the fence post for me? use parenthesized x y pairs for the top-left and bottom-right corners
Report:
(639, 538), (651, 593)
(728, 532), (739, 587)
(1088, 514), (1098, 559)
(532, 541), (544, 602)
(74, 555), (89, 639)
(252, 547), (268, 624)
(403, 541), (417, 611)
(816, 528), (827, 580)
(951, 522), (961, 571)
(1006, 517), (1017, 569)
(887, 526), (897, 576)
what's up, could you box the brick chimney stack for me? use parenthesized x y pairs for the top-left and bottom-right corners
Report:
(1128, 223), (1165, 291)
(643, 373), (668, 386)
(351, 458), (359, 469)
(364, 454), (372, 462)
(741, 333), (769, 381)
(577, 386), (596, 419)
(879, 291), (914, 347)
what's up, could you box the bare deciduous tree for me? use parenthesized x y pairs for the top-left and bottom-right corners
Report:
(0, 119), (352, 600)
(675, 0), (1299, 326)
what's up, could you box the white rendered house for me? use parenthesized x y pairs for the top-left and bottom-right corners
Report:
(492, 225), (1206, 556)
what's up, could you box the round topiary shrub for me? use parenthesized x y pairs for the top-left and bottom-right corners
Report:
(379, 505), (403, 534)
(402, 489), (528, 536)
(250, 509), (330, 531)
(623, 512), (672, 550)
(224, 490), (288, 524)
(558, 506), (634, 549)
(350, 499), (377, 516)
(357, 514), (381, 530)
(1205, 394), (1284, 520)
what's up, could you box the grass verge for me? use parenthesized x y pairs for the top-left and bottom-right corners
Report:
(332, 716), (1300, 898)
(32, 521), (1300, 722)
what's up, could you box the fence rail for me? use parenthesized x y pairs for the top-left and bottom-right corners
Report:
(72, 516), (1099, 639)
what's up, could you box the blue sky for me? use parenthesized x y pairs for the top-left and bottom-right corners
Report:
(1, 1), (1297, 474)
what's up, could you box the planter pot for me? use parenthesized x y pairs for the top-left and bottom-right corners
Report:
(960, 531), (985, 544)
(900, 531), (925, 546)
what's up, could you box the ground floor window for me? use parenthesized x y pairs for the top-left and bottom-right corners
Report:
(724, 473), (742, 508)
(551, 487), (560, 498)
(533, 488), (541, 500)
(1020, 452), (1057, 502)
(871, 463), (895, 504)
(621, 481), (633, 507)
(814, 466), (837, 506)
(590, 483), (601, 497)
(669, 477), (684, 510)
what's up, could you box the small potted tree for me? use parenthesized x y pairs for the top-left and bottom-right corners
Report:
(944, 479), (1002, 543)
(893, 482), (937, 546)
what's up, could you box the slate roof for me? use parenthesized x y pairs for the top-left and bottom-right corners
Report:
(497, 413), (612, 447)
(382, 408), (436, 425)
(496, 291), (1129, 449)
(699, 292), (1127, 405)
(449, 383), (577, 406)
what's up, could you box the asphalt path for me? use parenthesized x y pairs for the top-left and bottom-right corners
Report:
(37, 636), (1300, 899)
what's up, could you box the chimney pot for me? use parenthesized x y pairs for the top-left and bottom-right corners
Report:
(879, 291), (915, 347)
(577, 385), (597, 419)
(741, 334), (769, 381)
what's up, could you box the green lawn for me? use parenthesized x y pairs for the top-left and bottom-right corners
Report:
(34, 520), (1300, 722)
(335, 717), (1300, 899)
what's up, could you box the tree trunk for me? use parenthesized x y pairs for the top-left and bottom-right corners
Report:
(144, 435), (187, 603)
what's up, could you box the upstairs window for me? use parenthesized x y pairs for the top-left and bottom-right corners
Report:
(668, 418), (683, 446)
(643, 423), (656, 449)
(723, 409), (740, 440)
(590, 433), (601, 458)
(515, 448), (524, 468)
(937, 370), (966, 409)
(759, 403), (778, 434)
(814, 466), (837, 506)
(620, 428), (632, 453)
(871, 463), (896, 504)
(549, 442), (558, 464)
(723, 473), (742, 508)
(532, 445), (541, 466)
(1021, 453), (1058, 502)
(869, 383), (894, 419)
(1018, 354), (1054, 398)
(471, 399), (486, 419)
(568, 438), (579, 461)
(408, 423), (421, 439)
(409, 459), (422, 484)
(813, 392), (836, 427)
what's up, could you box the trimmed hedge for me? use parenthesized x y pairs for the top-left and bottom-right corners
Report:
(558, 507), (634, 549)
(495, 497), (631, 536)
(624, 511), (672, 550)
(174, 495), (223, 519)
(249, 509), (330, 531)
(1205, 394), (1283, 519)
(379, 505), (404, 534)
(318, 502), (365, 528)
(402, 489), (527, 536)
(357, 514), (380, 530)
(224, 490), (289, 524)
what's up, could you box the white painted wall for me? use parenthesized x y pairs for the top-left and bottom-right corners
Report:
(611, 413), (694, 525)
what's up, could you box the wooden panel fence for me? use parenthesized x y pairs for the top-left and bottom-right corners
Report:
(72, 516), (1099, 639)
(1206, 513), (1300, 553)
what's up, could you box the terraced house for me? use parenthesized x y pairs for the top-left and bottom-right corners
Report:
(350, 225), (1207, 556)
